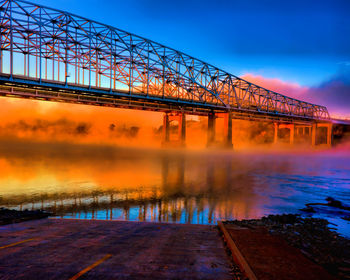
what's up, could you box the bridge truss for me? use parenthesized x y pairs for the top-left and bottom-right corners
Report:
(0, 0), (330, 121)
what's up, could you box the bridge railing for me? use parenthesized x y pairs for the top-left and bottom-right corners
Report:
(0, 0), (330, 120)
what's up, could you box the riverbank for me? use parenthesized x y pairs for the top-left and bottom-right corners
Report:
(223, 214), (350, 279)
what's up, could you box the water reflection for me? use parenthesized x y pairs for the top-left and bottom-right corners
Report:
(0, 140), (349, 236)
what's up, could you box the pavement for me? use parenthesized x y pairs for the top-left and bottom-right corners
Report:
(0, 218), (233, 280)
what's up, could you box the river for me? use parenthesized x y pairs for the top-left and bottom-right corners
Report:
(0, 139), (349, 237)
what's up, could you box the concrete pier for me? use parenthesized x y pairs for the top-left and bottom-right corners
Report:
(297, 126), (311, 137)
(207, 113), (216, 147)
(311, 123), (333, 147)
(274, 123), (295, 145)
(223, 113), (233, 148)
(273, 122), (333, 147)
(162, 113), (170, 144)
(312, 123), (317, 146)
(317, 123), (333, 147)
(207, 113), (233, 148)
(273, 122), (279, 144)
(162, 113), (186, 147)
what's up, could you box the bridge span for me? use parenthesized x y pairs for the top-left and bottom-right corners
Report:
(0, 0), (346, 148)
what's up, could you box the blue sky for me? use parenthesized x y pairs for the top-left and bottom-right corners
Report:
(30, 0), (350, 87)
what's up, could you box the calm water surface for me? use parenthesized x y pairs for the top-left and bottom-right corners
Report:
(0, 141), (349, 237)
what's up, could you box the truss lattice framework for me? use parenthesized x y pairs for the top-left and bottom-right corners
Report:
(0, 0), (329, 119)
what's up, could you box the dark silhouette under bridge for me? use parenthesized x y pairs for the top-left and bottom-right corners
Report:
(0, 0), (345, 147)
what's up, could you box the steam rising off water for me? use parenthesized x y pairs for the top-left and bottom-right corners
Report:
(0, 140), (349, 237)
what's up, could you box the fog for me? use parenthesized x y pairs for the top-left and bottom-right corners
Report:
(2, 97), (348, 150)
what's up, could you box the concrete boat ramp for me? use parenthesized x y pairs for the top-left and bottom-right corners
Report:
(0, 219), (233, 279)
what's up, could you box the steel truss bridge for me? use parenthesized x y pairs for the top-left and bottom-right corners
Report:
(0, 0), (332, 125)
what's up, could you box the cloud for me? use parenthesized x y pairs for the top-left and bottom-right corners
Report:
(307, 65), (350, 116)
(241, 66), (350, 117)
(241, 73), (309, 99)
(308, 81), (350, 117)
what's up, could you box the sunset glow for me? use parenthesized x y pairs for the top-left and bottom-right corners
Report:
(0, 1), (349, 279)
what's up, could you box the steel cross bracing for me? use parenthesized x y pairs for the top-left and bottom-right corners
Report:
(0, 0), (330, 121)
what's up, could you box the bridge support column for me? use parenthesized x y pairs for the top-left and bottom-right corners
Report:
(178, 113), (186, 146)
(207, 113), (233, 148)
(162, 112), (186, 147)
(223, 112), (233, 148)
(306, 126), (311, 136)
(273, 123), (279, 144)
(278, 124), (295, 145)
(290, 124), (295, 145)
(296, 127), (304, 136)
(207, 113), (216, 147)
(327, 124), (333, 147)
(317, 123), (333, 147)
(311, 123), (317, 147)
(294, 125), (313, 145)
(163, 114), (170, 144)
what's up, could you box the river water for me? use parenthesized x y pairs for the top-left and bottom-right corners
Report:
(0, 140), (349, 237)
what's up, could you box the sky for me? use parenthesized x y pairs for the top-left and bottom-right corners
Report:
(24, 0), (350, 117)
(28, 0), (349, 84)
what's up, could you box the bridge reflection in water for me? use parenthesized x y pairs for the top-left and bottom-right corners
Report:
(1, 142), (350, 231)
(0, 145), (266, 224)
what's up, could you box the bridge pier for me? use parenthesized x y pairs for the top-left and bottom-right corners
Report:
(293, 125), (311, 143)
(274, 122), (333, 147)
(207, 113), (233, 148)
(326, 124), (333, 147)
(274, 123), (294, 145)
(312, 123), (333, 147)
(273, 123), (278, 144)
(207, 114), (216, 147)
(311, 123), (317, 146)
(223, 113), (233, 148)
(301, 126), (311, 136)
(162, 113), (186, 147)
(163, 114), (170, 144)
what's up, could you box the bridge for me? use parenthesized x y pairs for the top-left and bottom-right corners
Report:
(0, 0), (346, 148)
